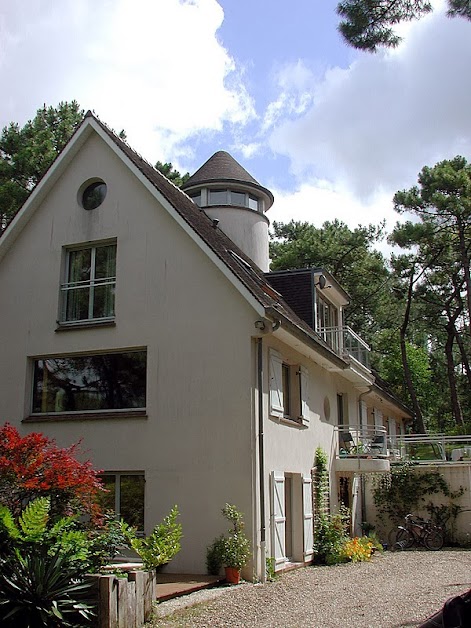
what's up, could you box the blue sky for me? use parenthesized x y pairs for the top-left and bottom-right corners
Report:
(1, 0), (470, 241)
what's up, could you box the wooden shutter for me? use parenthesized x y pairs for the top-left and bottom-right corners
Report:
(270, 472), (286, 567)
(303, 474), (314, 561)
(269, 350), (284, 418)
(299, 366), (309, 426)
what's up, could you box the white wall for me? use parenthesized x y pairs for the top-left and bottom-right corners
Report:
(0, 132), (261, 573)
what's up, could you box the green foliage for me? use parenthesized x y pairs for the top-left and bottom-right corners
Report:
(390, 156), (471, 430)
(87, 514), (128, 572)
(0, 499), (97, 626)
(121, 505), (182, 570)
(265, 556), (278, 581)
(376, 334), (435, 421)
(337, 1), (470, 52)
(270, 219), (392, 348)
(155, 161), (190, 187)
(206, 535), (225, 575)
(372, 463), (464, 534)
(314, 448), (348, 565)
(207, 504), (251, 572)
(0, 101), (84, 232)
(313, 506), (350, 565)
(0, 547), (96, 627)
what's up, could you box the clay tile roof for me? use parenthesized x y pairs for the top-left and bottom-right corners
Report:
(182, 150), (260, 188)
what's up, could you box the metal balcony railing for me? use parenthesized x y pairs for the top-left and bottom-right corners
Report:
(392, 434), (471, 464)
(319, 326), (371, 369)
(336, 425), (388, 459)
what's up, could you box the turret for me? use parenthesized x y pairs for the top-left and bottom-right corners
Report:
(182, 151), (274, 271)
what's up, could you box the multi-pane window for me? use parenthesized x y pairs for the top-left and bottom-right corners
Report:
(61, 243), (116, 322)
(32, 350), (146, 414)
(99, 473), (145, 530)
(206, 189), (260, 211)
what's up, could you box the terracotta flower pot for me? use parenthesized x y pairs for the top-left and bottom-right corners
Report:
(224, 566), (241, 584)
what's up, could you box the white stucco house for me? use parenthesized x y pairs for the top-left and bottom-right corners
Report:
(0, 112), (412, 579)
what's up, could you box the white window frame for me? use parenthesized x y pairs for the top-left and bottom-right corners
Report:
(60, 240), (116, 323)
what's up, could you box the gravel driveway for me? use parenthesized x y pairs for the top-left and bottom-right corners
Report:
(150, 550), (471, 627)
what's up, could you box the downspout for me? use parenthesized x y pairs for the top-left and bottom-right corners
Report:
(358, 386), (373, 531)
(257, 336), (266, 583)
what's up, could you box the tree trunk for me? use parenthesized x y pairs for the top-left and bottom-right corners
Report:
(453, 324), (471, 388)
(400, 270), (426, 433)
(444, 326), (464, 428)
(457, 217), (471, 337)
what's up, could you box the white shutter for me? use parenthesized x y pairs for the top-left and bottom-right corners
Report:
(388, 417), (397, 446)
(270, 472), (286, 567)
(302, 474), (314, 562)
(269, 350), (284, 418)
(299, 366), (309, 426)
(373, 408), (383, 429)
(359, 400), (367, 430)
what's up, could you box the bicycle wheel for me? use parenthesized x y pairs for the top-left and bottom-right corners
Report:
(424, 528), (444, 551)
(394, 527), (414, 550)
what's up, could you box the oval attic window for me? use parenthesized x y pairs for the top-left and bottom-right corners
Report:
(82, 181), (107, 210)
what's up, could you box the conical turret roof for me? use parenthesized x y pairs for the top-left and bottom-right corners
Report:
(182, 151), (260, 188)
(182, 150), (274, 209)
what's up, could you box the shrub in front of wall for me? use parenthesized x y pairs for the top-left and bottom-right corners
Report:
(121, 505), (182, 570)
(313, 507), (350, 565)
(0, 423), (104, 522)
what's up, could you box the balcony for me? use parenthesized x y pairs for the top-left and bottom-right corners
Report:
(319, 326), (370, 369)
(334, 425), (390, 474)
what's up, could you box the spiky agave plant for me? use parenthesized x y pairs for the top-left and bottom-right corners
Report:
(0, 497), (96, 626)
(0, 546), (96, 627)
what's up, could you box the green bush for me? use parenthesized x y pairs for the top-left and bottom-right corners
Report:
(313, 507), (350, 565)
(206, 535), (224, 575)
(207, 504), (251, 573)
(121, 505), (182, 570)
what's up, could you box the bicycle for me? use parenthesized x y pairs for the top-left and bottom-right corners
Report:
(391, 514), (444, 551)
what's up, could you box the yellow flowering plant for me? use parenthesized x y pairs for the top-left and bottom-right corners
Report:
(340, 536), (374, 562)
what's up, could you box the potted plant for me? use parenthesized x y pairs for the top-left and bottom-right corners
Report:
(207, 504), (251, 584)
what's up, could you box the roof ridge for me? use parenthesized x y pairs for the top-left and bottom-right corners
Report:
(88, 111), (198, 206)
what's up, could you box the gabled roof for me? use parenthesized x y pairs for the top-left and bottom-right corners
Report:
(0, 111), (345, 369)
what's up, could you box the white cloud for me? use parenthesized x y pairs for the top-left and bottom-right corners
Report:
(268, 180), (397, 256)
(267, 9), (471, 200)
(0, 0), (255, 164)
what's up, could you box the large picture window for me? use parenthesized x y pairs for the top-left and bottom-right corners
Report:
(61, 242), (116, 322)
(32, 351), (146, 414)
(99, 473), (145, 530)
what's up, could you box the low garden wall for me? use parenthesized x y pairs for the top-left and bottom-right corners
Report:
(364, 462), (471, 545)
(92, 570), (156, 628)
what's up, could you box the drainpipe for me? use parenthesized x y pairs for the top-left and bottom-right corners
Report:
(257, 336), (266, 584)
(357, 386), (374, 533)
